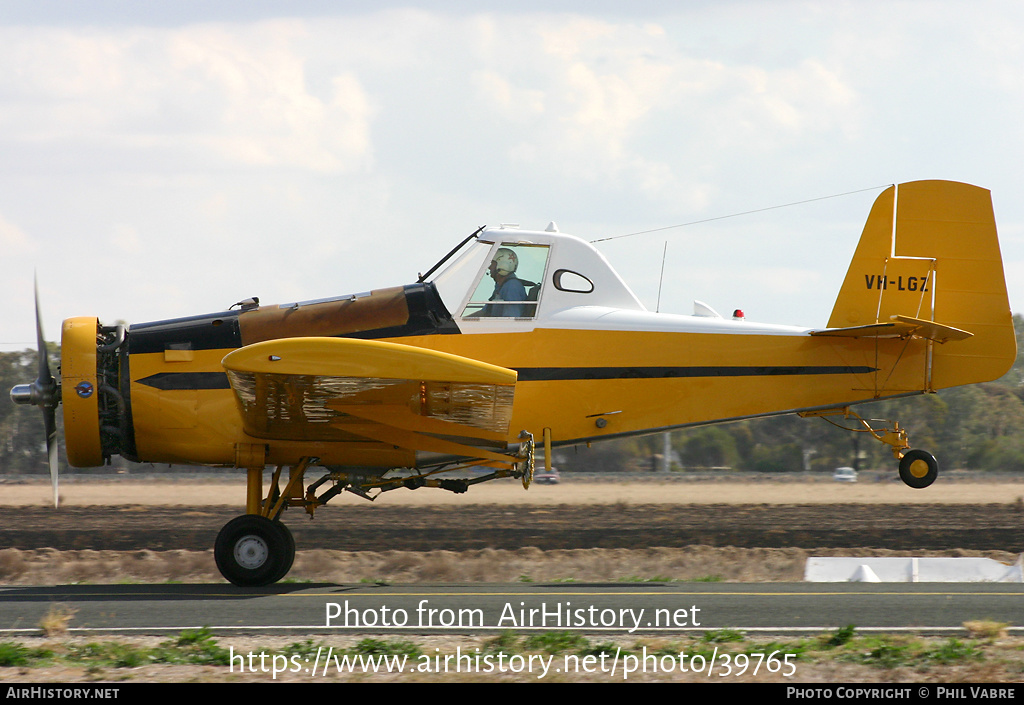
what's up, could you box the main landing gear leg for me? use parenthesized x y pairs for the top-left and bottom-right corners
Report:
(799, 407), (939, 490)
(216, 460), (309, 587)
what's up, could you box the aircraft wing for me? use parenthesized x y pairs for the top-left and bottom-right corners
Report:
(220, 338), (518, 458)
(809, 315), (972, 344)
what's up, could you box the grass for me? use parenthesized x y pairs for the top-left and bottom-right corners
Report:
(702, 629), (746, 643)
(926, 638), (983, 665)
(0, 627), (1011, 681)
(577, 641), (624, 657)
(0, 641), (52, 667)
(163, 627), (231, 665)
(576, 574), (724, 583)
(350, 638), (422, 658)
(838, 633), (985, 670)
(38, 604), (77, 637)
(964, 620), (1009, 640)
(823, 624), (856, 648)
(280, 639), (326, 660)
(483, 630), (520, 653)
(619, 575), (673, 583)
(523, 631), (591, 654)
(841, 635), (918, 668)
(55, 628), (231, 668)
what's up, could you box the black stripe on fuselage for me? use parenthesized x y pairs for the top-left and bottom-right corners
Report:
(515, 365), (877, 381)
(135, 372), (232, 390)
(135, 365), (877, 391)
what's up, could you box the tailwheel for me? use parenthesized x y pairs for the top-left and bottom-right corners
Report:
(215, 515), (296, 587)
(899, 449), (939, 489)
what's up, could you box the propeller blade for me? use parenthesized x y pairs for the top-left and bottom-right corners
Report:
(34, 275), (52, 390)
(45, 407), (58, 508)
(35, 279), (59, 508)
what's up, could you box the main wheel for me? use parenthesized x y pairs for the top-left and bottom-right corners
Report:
(270, 522), (296, 585)
(899, 449), (938, 489)
(215, 515), (294, 587)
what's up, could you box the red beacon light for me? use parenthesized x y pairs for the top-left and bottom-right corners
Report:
(732, 309), (745, 320)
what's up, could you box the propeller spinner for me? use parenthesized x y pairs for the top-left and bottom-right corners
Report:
(9, 278), (61, 507)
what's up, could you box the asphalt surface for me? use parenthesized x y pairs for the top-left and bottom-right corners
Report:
(3, 582), (1024, 636)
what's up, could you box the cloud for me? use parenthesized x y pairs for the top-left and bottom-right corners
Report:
(0, 212), (34, 254)
(0, 21), (376, 174)
(109, 224), (141, 254)
(458, 14), (861, 213)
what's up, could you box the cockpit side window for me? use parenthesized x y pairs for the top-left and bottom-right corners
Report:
(552, 269), (594, 293)
(462, 243), (550, 319)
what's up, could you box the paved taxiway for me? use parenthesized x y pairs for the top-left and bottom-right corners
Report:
(2, 583), (1023, 636)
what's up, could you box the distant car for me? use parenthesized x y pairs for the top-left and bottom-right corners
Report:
(832, 467), (858, 483)
(534, 468), (560, 485)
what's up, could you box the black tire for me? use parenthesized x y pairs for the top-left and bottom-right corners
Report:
(215, 515), (292, 587)
(270, 522), (296, 585)
(899, 449), (938, 489)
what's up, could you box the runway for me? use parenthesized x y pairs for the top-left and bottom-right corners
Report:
(3, 582), (1024, 636)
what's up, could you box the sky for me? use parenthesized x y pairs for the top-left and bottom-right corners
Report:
(2, 0), (1023, 349)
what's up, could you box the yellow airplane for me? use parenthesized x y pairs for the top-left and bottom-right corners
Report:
(10, 180), (1016, 586)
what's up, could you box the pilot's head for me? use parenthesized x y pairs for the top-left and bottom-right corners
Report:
(489, 247), (518, 279)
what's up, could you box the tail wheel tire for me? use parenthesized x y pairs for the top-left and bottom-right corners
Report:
(215, 515), (295, 587)
(899, 449), (938, 489)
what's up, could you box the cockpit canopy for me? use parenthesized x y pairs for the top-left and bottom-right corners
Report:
(429, 227), (645, 326)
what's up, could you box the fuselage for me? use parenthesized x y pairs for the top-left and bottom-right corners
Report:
(76, 227), (943, 470)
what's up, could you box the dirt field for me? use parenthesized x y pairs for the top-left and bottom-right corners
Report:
(1, 475), (1023, 584)
(5, 473), (1024, 506)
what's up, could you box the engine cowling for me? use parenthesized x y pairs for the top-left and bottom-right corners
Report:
(61, 317), (102, 467)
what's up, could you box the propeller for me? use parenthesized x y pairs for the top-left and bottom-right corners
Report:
(9, 276), (61, 507)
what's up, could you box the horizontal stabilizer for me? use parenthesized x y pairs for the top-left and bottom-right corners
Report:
(889, 315), (973, 343)
(810, 315), (972, 344)
(810, 322), (906, 339)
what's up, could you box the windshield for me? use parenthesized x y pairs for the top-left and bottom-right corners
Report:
(428, 239), (493, 316)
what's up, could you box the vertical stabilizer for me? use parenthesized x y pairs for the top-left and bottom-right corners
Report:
(828, 180), (1015, 388)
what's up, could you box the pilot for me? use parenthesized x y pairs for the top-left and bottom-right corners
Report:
(483, 247), (528, 317)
